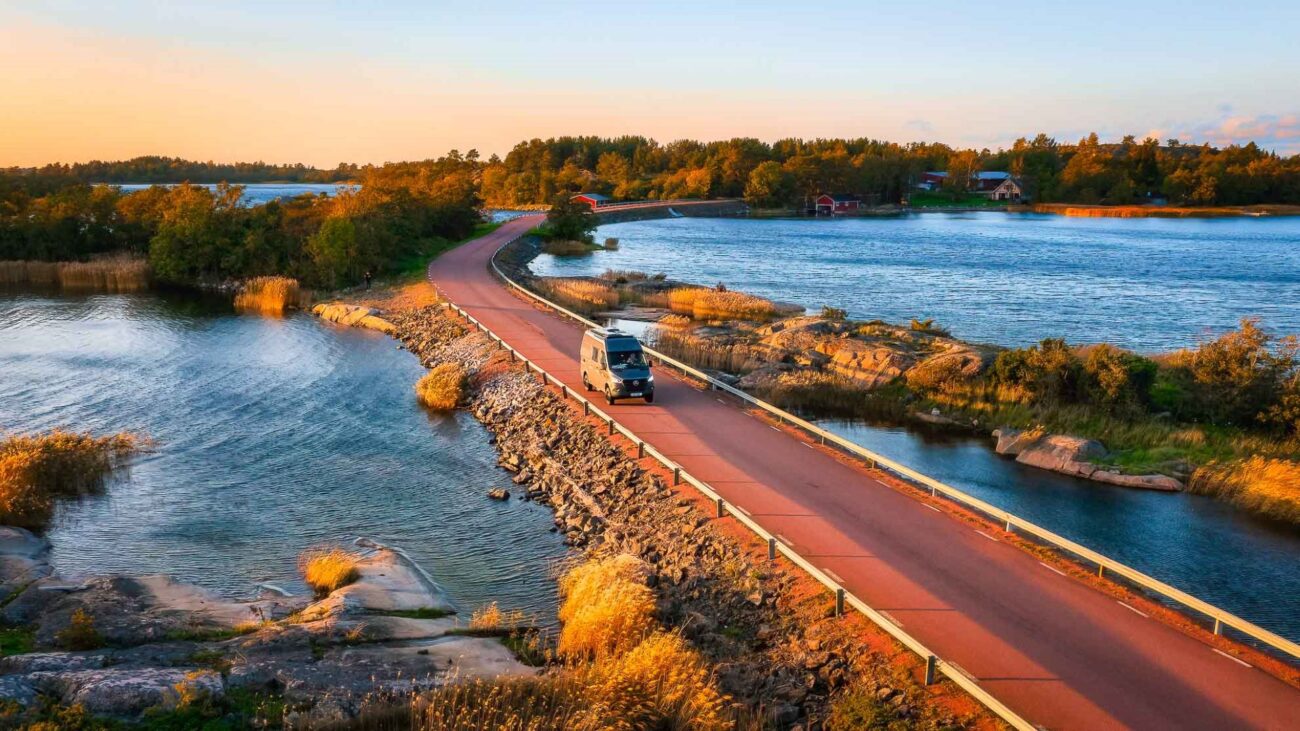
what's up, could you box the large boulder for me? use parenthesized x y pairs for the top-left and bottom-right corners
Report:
(36, 667), (222, 717)
(1013, 435), (1107, 478)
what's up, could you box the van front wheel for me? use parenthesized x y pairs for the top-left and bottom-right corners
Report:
(582, 373), (592, 392)
(644, 392), (654, 404)
(605, 389), (615, 405)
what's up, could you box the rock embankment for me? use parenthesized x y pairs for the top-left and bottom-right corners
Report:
(312, 302), (398, 335)
(0, 530), (528, 725)
(384, 303), (974, 729)
(994, 428), (1184, 491)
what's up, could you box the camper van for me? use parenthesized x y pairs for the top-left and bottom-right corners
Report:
(580, 327), (655, 404)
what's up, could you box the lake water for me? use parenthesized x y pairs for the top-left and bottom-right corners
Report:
(552, 214), (1300, 643)
(0, 291), (565, 617)
(534, 213), (1300, 352)
(113, 183), (349, 206)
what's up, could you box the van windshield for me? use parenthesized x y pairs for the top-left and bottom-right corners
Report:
(608, 349), (647, 369)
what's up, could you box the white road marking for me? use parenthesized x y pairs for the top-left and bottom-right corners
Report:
(976, 530), (998, 542)
(734, 505), (752, 517)
(770, 426), (781, 432)
(776, 533), (794, 547)
(879, 611), (904, 627)
(925, 504), (941, 513)
(1038, 561), (1068, 577)
(715, 398), (725, 404)
(1117, 601), (1149, 618)
(1211, 648), (1252, 668)
(823, 569), (844, 583)
(802, 442), (814, 449)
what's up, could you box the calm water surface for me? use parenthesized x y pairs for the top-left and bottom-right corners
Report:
(536, 213), (1300, 351)
(0, 291), (565, 616)
(113, 183), (348, 205)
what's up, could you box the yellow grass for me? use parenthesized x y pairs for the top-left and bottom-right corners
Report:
(540, 278), (619, 311)
(0, 257), (150, 291)
(234, 276), (301, 315)
(658, 314), (691, 328)
(1189, 457), (1300, 525)
(298, 547), (362, 595)
(543, 240), (598, 256)
(557, 554), (656, 659)
(581, 631), (729, 731)
(0, 430), (141, 530)
(469, 601), (528, 632)
(663, 286), (776, 321)
(415, 363), (467, 410)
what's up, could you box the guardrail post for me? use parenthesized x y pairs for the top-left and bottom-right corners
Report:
(583, 401), (589, 416)
(1213, 618), (1223, 636)
(673, 468), (681, 486)
(834, 588), (845, 617)
(768, 537), (776, 561)
(607, 418), (615, 436)
(1005, 519), (1013, 533)
(924, 655), (937, 685)
(637, 441), (645, 459)
(1098, 565), (1106, 579)
(715, 497), (725, 518)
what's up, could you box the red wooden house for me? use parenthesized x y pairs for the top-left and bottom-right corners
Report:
(814, 194), (863, 215)
(571, 193), (610, 210)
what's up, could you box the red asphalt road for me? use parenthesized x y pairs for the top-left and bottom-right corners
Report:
(430, 208), (1300, 730)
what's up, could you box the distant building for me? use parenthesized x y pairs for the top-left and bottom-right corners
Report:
(814, 193), (863, 215)
(917, 171), (1025, 201)
(571, 192), (610, 210)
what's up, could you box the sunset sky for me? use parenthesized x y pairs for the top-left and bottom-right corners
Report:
(4, 1), (1300, 167)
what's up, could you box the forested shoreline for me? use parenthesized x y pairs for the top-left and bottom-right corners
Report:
(4, 132), (1300, 286)
(0, 155), (481, 288)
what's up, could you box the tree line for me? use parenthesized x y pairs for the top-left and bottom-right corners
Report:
(0, 154), (481, 288)
(477, 133), (1300, 208)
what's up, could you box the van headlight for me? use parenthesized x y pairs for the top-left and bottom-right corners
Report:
(647, 373), (654, 382)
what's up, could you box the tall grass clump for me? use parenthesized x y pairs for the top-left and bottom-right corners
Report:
(542, 240), (598, 256)
(539, 278), (619, 312)
(1189, 457), (1300, 525)
(415, 363), (467, 410)
(0, 257), (149, 291)
(234, 276), (301, 315)
(557, 554), (656, 659)
(0, 430), (141, 530)
(0, 261), (59, 286)
(57, 256), (151, 291)
(664, 286), (776, 321)
(298, 547), (362, 595)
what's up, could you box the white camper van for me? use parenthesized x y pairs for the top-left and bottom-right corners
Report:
(580, 328), (655, 404)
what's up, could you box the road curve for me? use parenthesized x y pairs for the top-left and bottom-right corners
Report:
(430, 209), (1300, 730)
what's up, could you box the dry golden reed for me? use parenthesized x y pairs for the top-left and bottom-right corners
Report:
(234, 276), (301, 315)
(543, 240), (597, 256)
(540, 278), (619, 311)
(0, 430), (141, 530)
(0, 257), (149, 291)
(557, 554), (656, 659)
(579, 630), (729, 731)
(415, 363), (467, 410)
(298, 547), (361, 595)
(1189, 457), (1300, 525)
(468, 601), (529, 633)
(664, 286), (776, 321)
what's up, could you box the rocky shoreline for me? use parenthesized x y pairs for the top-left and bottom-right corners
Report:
(0, 526), (530, 726)
(373, 298), (983, 729)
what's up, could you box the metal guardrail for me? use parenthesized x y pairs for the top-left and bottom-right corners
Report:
(476, 224), (1300, 667)
(439, 298), (1038, 731)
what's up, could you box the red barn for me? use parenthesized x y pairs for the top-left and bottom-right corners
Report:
(814, 194), (863, 215)
(571, 192), (610, 210)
